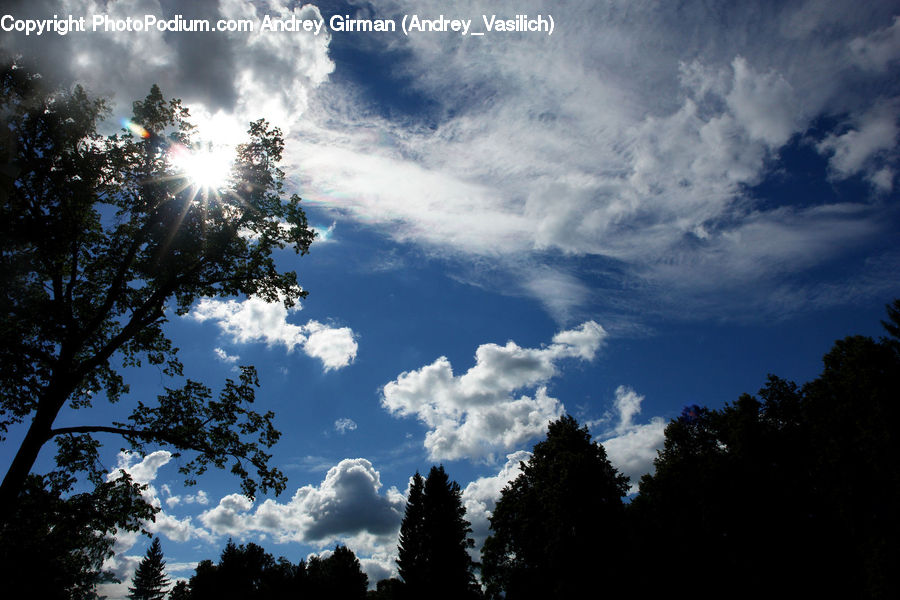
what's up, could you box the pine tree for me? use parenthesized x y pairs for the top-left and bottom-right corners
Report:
(129, 537), (170, 600)
(396, 467), (479, 599)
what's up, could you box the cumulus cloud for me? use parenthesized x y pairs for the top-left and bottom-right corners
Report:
(595, 386), (667, 493)
(107, 452), (215, 541)
(200, 458), (404, 547)
(1, 0), (333, 138)
(382, 322), (606, 461)
(100, 452), (215, 598)
(461, 451), (531, 547)
(190, 297), (358, 371)
(165, 489), (210, 508)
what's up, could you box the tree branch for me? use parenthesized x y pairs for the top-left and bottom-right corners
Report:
(47, 425), (213, 456)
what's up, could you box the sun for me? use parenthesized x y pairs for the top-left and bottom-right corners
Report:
(170, 142), (234, 191)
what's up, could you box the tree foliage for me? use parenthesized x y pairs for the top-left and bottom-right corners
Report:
(129, 537), (170, 600)
(631, 300), (900, 599)
(396, 471), (426, 592)
(482, 415), (629, 599)
(396, 466), (480, 599)
(0, 472), (153, 600)
(0, 56), (315, 513)
(307, 545), (369, 600)
(185, 540), (366, 600)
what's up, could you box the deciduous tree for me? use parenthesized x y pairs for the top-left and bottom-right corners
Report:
(0, 57), (315, 516)
(482, 416), (629, 599)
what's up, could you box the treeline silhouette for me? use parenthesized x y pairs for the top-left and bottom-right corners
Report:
(9, 302), (900, 599)
(161, 301), (900, 600)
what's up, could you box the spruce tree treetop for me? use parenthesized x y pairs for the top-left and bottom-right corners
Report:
(0, 57), (315, 515)
(396, 471), (426, 592)
(128, 537), (169, 600)
(396, 466), (479, 599)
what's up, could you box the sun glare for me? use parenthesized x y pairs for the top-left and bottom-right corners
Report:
(170, 142), (234, 192)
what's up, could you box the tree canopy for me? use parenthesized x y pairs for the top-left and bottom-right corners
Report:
(186, 540), (367, 600)
(482, 415), (629, 599)
(630, 300), (900, 599)
(128, 537), (170, 600)
(0, 58), (314, 506)
(0, 56), (315, 593)
(396, 466), (480, 600)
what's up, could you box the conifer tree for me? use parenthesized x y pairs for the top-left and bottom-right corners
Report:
(129, 537), (170, 600)
(396, 471), (426, 594)
(396, 467), (479, 599)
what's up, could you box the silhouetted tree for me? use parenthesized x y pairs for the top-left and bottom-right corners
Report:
(397, 466), (479, 599)
(368, 578), (404, 599)
(0, 55), (316, 518)
(0, 472), (152, 599)
(168, 580), (190, 600)
(482, 415), (629, 599)
(396, 471), (425, 595)
(308, 545), (368, 600)
(188, 540), (302, 600)
(632, 300), (900, 599)
(129, 537), (170, 600)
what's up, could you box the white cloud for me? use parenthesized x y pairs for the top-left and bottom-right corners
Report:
(334, 418), (358, 434)
(284, 2), (898, 318)
(849, 15), (900, 72)
(101, 452), (215, 599)
(199, 493), (255, 536)
(109, 450), (173, 485)
(382, 322), (606, 461)
(817, 99), (899, 189)
(5, 1), (897, 321)
(190, 297), (358, 372)
(167, 490), (211, 508)
(301, 320), (359, 372)
(312, 222), (337, 244)
(199, 458), (404, 546)
(595, 386), (667, 493)
(213, 347), (240, 364)
(726, 57), (801, 147)
(461, 451), (531, 548)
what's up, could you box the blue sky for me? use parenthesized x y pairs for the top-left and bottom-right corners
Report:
(2, 0), (900, 595)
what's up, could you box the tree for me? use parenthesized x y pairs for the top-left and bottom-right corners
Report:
(307, 545), (369, 600)
(168, 581), (191, 600)
(631, 301), (900, 599)
(129, 537), (170, 600)
(0, 472), (153, 600)
(188, 540), (303, 600)
(0, 55), (314, 517)
(396, 466), (479, 599)
(367, 578), (404, 600)
(396, 471), (426, 594)
(481, 415), (629, 599)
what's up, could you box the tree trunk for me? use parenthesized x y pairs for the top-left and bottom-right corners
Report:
(0, 400), (60, 519)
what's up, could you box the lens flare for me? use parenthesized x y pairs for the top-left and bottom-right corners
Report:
(121, 118), (150, 139)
